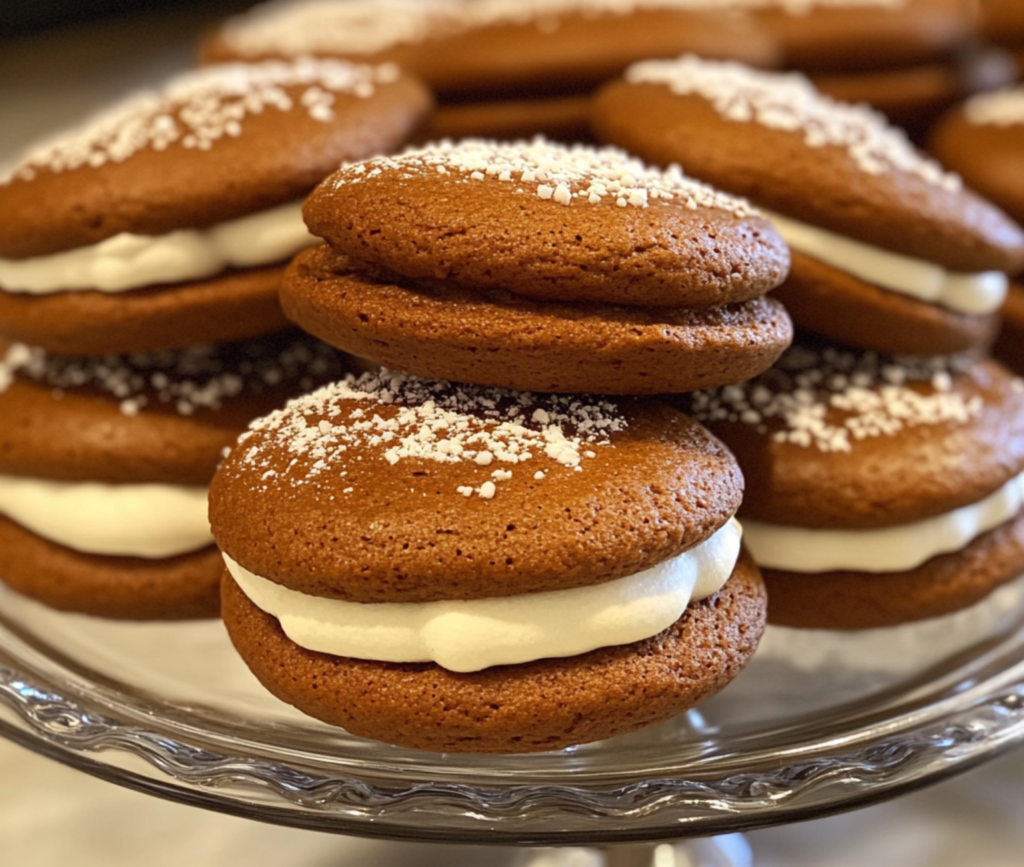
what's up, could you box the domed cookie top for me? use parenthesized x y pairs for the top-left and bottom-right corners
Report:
(303, 138), (789, 308)
(0, 333), (349, 484)
(592, 56), (1024, 275)
(201, 0), (779, 98)
(210, 369), (743, 603)
(0, 59), (432, 259)
(930, 87), (1024, 228)
(685, 341), (1024, 529)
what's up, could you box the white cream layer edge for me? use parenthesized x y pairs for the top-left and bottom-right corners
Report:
(0, 474), (212, 558)
(0, 200), (313, 294)
(225, 517), (742, 673)
(766, 210), (1007, 316)
(743, 472), (1024, 574)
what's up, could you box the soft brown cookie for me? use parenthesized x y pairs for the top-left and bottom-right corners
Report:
(220, 551), (766, 753)
(0, 333), (350, 619)
(282, 246), (793, 395)
(593, 56), (1024, 354)
(929, 86), (1024, 228)
(981, 0), (1024, 49)
(0, 59), (431, 355)
(0, 516), (223, 621)
(210, 370), (743, 602)
(681, 337), (1024, 629)
(771, 250), (999, 356)
(200, 1), (779, 100)
(762, 509), (1024, 630)
(0, 265), (288, 357)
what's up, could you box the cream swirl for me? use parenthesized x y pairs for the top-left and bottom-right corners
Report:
(0, 200), (313, 294)
(225, 518), (742, 672)
(0, 475), (212, 557)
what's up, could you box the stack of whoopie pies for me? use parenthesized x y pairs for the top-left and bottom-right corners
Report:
(594, 55), (1024, 630)
(0, 58), (430, 619)
(209, 137), (794, 752)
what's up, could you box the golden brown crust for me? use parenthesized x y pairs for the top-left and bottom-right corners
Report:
(280, 246), (793, 396)
(302, 163), (789, 309)
(219, 550), (767, 753)
(0, 515), (221, 620)
(0, 76), (432, 258)
(772, 250), (998, 356)
(209, 392), (744, 602)
(762, 510), (1024, 630)
(591, 80), (1024, 274)
(0, 266), (288, 356)
(698, 357), (1024, 529)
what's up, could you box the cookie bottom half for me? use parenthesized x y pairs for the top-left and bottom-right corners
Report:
(763, 510), (1024, 630)
(0, 514), (222, 620)
(221, 549), (767, 753)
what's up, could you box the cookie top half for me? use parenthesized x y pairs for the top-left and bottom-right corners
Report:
(209, 370), (743, 603)
(930, 87), (1024, 230)
(303, 138), (789, 308)
(592, 56), (1024, 274)
(684, 340), (1024, 530)
(200, 0), (779, 98)
(0, 59), (431, 259)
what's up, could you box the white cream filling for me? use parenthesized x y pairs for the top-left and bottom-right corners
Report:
(766, 210), (1007, 316)
(0, 200), (314, 294)
(0, 474), (212, 558)
(743, 472), (1024, 574)
(225, 517), (742, 673)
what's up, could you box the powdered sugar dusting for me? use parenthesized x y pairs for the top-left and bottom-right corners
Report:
(216, 0), (902, 58)
(0, 335), (344, 417)
(626, 55), (960, 191)
(236, 370), (628, 500)
(689, 344), (983, 453)
(3, 59), (401, 184)
(964, 86), (1024, 128)
(332, 138), (757, 216)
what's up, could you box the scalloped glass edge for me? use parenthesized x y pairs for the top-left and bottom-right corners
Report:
(4, 624), (1024, 844)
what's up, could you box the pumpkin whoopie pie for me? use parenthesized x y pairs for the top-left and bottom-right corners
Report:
(211, 369), (766, 752)
(593, 55), (1024, 356)
(281, 138), (793, 394)
(930, 86), (1024, 374)
(682, 337), (1024, 630)
(0, 58), (431, 356)
(0, 333), (347, 619)
(201, 0), (777, 141)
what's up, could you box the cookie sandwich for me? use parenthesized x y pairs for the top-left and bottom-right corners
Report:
(930, 86), (1024, 373)
(684, 338), (1024, 630)
(200, 0), (777, 142)
(593, 55), (1024, 355)
(0, 333), (347, 619)
(0, 58), (431, 356)
(211, 370), (766, 752)
(282, 138), (793, 395)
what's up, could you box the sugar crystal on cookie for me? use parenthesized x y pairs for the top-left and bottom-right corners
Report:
(4, 59), (401, 183)
(331, 138), (757, 216)
(236, 369), (628, 497)
(689, 345), (981, 452)
(626, 55), (960, 190)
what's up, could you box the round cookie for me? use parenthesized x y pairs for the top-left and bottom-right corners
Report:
(220, 552), (766, 754)
(682, 338), (1024, 629)
(210, 369), (763, 751)
(593, 56), (1024, 354)
(210, 371), (744, 601)
(200, 0), (779, 100)
(284, 138), (792, 394)
(0, 59), (431, 355)
(0, 333), (349, 619)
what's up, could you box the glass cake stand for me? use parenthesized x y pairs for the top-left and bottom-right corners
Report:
(4, 576), (1024, 861)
